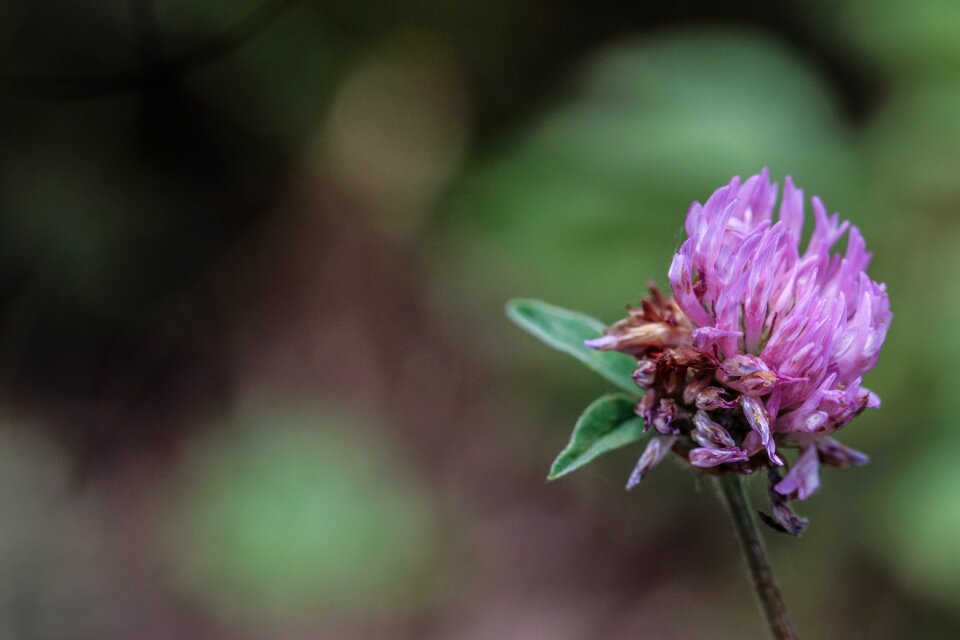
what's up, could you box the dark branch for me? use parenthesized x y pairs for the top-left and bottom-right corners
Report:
(0, 0), (300, 100)
(128, 0), (165, 68)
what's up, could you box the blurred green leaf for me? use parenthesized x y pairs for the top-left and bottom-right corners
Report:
(827, 0), (960, 73)
(172, 406), (441, 626)
(438, 30), (858, 372)
(878, 442), (960, 606)
(861, 81), (960, 207)
(549, 393), (646, 480)
(506, 298), (638, 394)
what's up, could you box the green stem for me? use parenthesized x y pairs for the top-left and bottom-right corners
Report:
(717, 473), (799, 640)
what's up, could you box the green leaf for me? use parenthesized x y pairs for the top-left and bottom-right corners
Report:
(505, 298), (638, 394)
(548, 394), (648, 480)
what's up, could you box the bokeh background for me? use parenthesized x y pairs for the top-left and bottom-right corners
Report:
(0, 0), (957, 638)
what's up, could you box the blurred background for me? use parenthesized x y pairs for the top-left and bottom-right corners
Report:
(0, 0), (956, 638)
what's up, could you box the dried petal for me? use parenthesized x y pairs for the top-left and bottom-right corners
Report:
(652, 398), (678, 435)
(692, 410), (736, 449)
(732, 370), (778, 397)
(637, 391), (658, 428)
(696, 386), (738, 410)
(759, 467), (809, 536)
(626, 436), (676, 489)
(659, 347), (714, 369)
(719, 354), (768, 377)
(683, 372), (713, 405)
(689, 447), (749, 467)
(717, 355), (779, 397)
(741, 396), (771, 445)
(587, 286), (693, 356)
(742, 396), (783, 466)
(632, 359), (657, 388)
(816, 437), (869, 467)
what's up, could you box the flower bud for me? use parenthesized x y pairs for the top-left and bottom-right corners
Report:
(652, 398), (678, 435)
(632, 359), (657, 388)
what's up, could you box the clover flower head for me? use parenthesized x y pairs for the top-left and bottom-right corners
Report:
(587, 170), (891, 532)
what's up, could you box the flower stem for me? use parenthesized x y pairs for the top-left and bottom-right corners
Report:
(716, 473), (799, 640)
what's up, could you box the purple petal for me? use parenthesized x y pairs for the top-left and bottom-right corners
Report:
(692, 327), (742, 349)
(774, 446), (821, 500)
(742, 396), (785, 465)
(742, 430), (762, 456)
(653, 172), (889, 457)
(584, 335), (616, 350)
(741, 396), (771, 445)
(778, 175), (804, 242)
(765, 439), (784, 467)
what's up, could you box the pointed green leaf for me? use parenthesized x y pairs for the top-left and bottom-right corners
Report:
(548, 393), (649, 480)
(505, 298), (638, 394)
